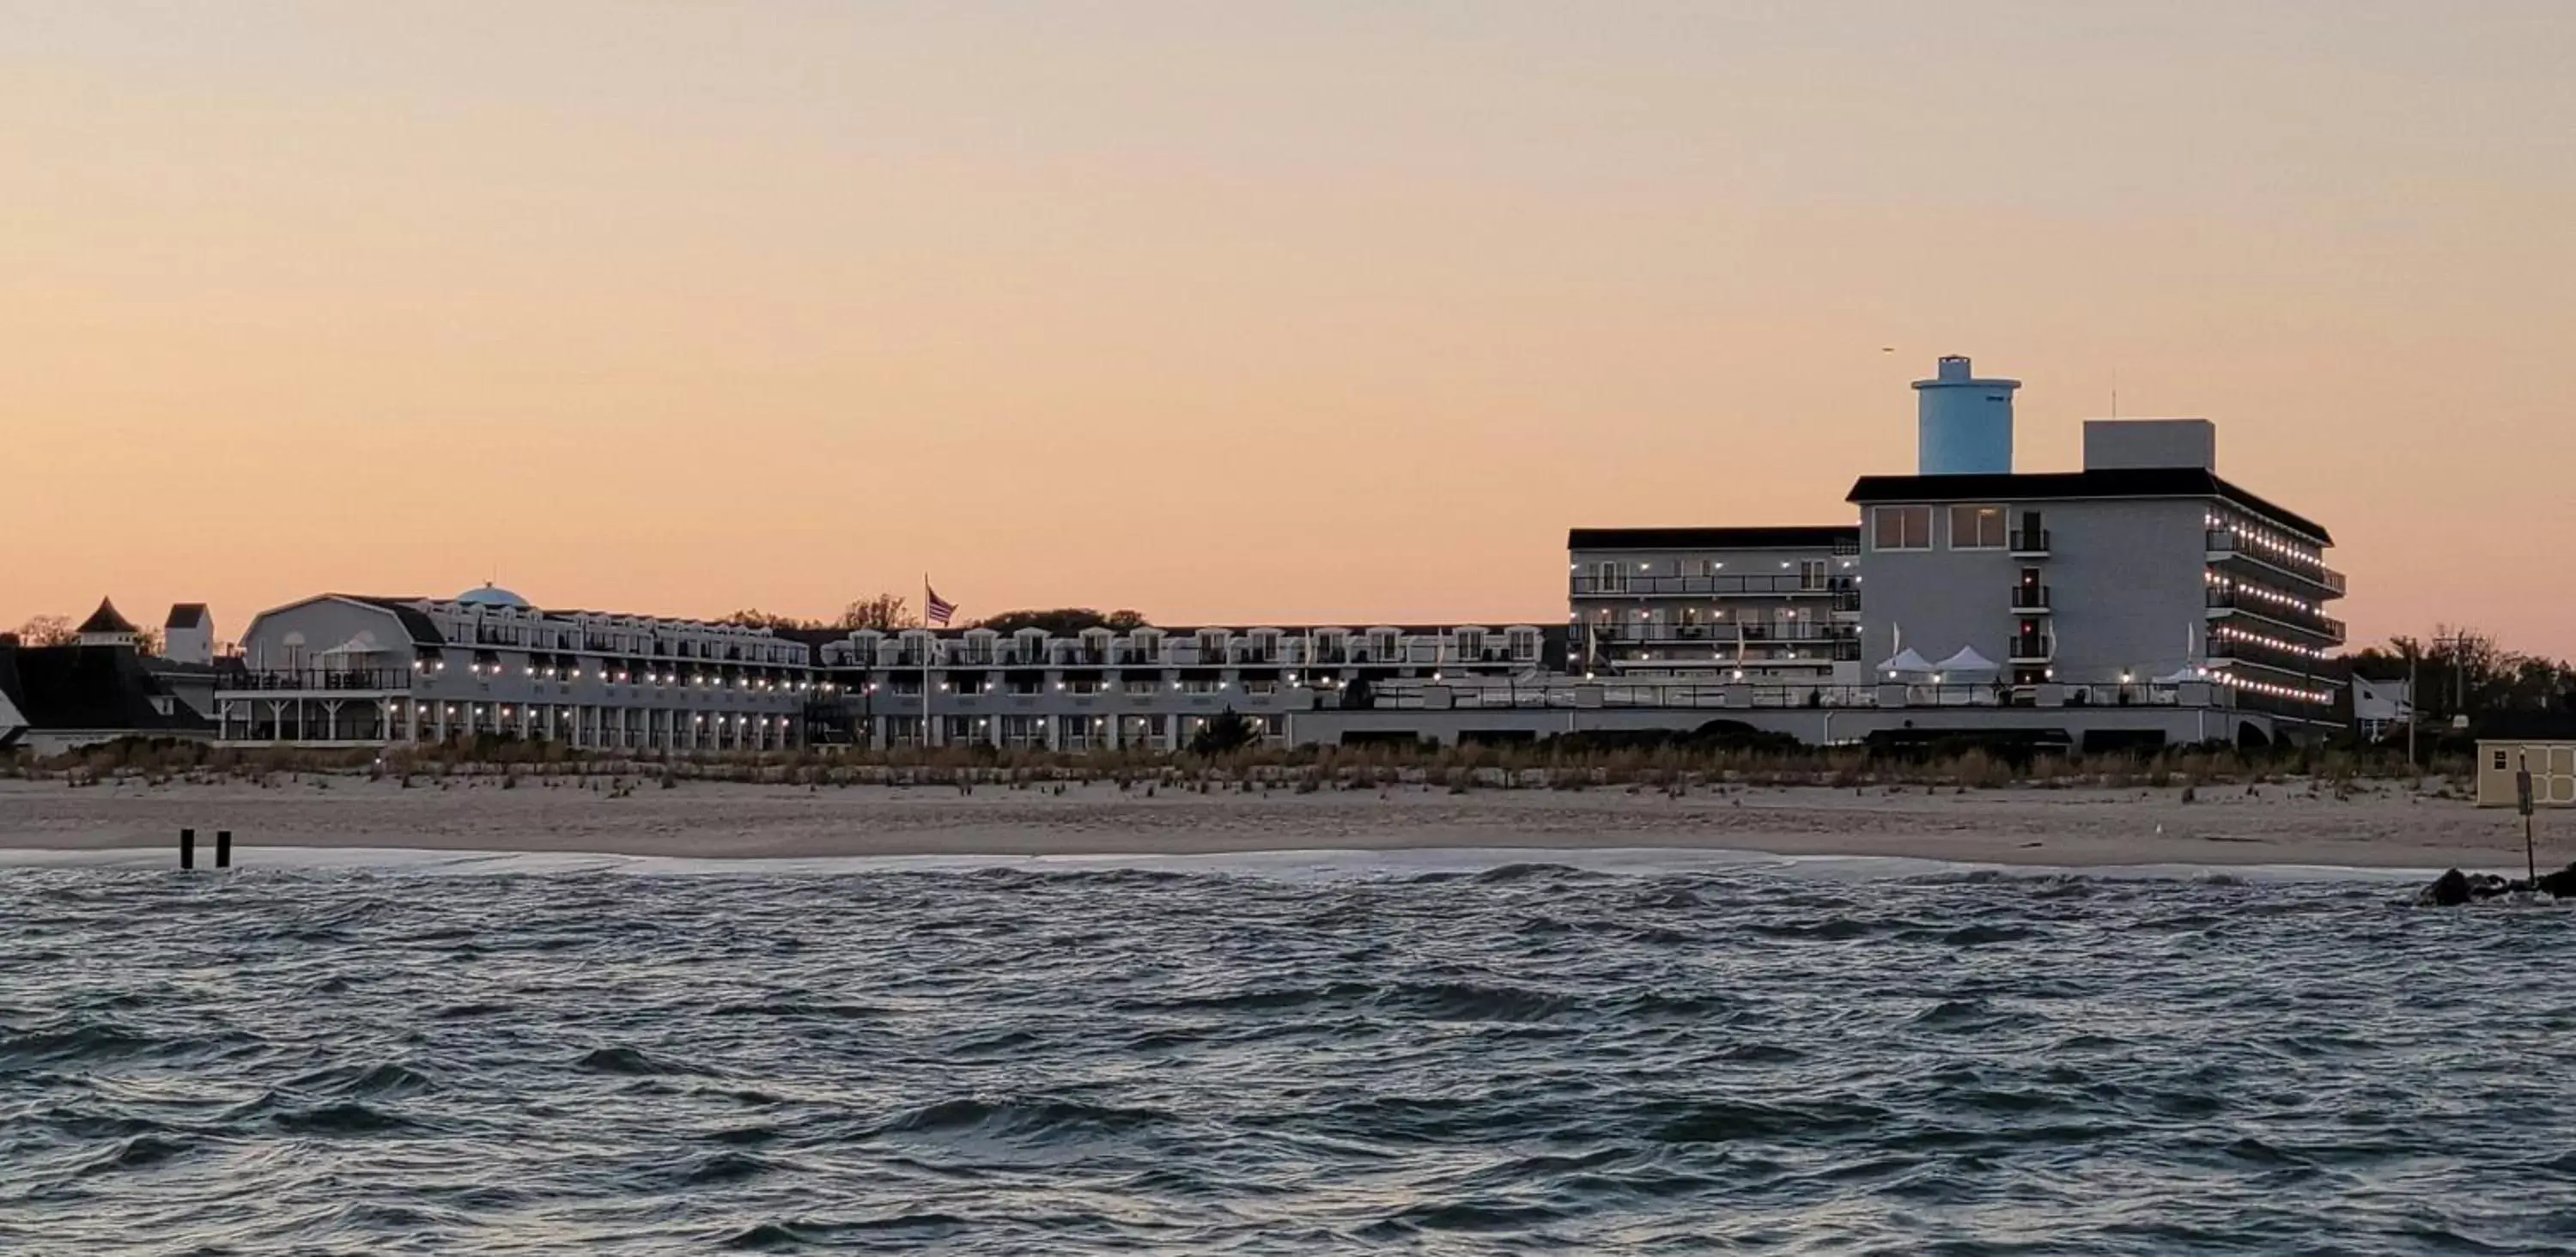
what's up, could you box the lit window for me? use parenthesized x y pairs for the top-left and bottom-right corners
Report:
(1948, 505), (2007, 549)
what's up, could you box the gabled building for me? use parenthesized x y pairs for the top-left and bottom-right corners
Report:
(0, 639), (215, 756)
(75, 598), (142, 649)
(216, 586), (820, 750)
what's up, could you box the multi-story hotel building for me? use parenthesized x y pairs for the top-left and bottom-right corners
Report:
(814, 622), (1562, 750)
(1566, 526), (1862, 680)
(1846, 416), (2344, 723)
(1309, 358), (2348, 749)
(216, 586), (823, 750)
(214, 355), (2348, 754)
(216, 590), (1562, 752)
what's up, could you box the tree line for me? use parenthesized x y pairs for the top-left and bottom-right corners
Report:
(714, 596), (1149, 638)
(2345, 625), (2576, 725)
(8, 615), (161, 654)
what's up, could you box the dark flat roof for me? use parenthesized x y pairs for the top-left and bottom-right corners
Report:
(1566, 525), (1859, 551)
(1842, 468), (2332, 544)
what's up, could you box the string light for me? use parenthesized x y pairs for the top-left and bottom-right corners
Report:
(2210, 624), (2330, 661)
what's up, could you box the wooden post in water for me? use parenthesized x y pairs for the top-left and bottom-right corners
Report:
(179, 828), (195, 871)
(216, 830), (233, 870)
(2518, 755), (2537, 887)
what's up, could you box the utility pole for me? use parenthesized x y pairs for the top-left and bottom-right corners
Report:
(2406, 648), (2420, 772)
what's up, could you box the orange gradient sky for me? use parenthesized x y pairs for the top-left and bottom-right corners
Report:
(7, 3), (2572, 653)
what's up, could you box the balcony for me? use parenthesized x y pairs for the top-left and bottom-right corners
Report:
(223, 668), (415, 693)
(2009, 584), (2052, 613)
(1591, 622), (1855, 645)
(1571, 574), (1843, 598)
(2008, 634), (2056, 663)
(2205, 589), (2348, 642)
(2206, 530), (2348, 598)
(2008, 529), (2050, 557)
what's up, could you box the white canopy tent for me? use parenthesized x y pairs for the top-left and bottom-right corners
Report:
(1876, 648), (1938, 682)
(316, 630), (387, 660)
(1932, 646), (2001, 683)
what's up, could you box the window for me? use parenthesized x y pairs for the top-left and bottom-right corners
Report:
(2495, 750), (2511, 771)
(1589, 561), (1630, 593)
(1949, 505), (2007, 550)
(1799, 559), (1827, 590)
(1694, 558), (1725, 578)
(1872, 506), (1932, 551)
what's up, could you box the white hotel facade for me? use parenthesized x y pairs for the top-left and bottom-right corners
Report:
(216, 357), (2350, 754)
(216, 587), (1559, 753)
(217, 587), (822, 751)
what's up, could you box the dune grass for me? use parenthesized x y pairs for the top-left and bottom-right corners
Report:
(3, 733), (2470, 796)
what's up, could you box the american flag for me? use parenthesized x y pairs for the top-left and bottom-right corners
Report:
(924, 586), (957, 627)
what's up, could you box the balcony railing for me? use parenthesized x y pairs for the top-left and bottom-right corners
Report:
(2008, 634), (2056, 663)
(224, 668), (413, 692)
(2009, 529), (2050, 556)
(1571, 574), (1848, 597)
(2206, 590), (2347, 641)
(2009, 585), (2052, 612)
(2206, 530), (2348, 598)
(1591, 623), (1855, 644)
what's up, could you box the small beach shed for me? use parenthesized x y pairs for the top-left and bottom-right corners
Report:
(2477, 741), (2576, 809)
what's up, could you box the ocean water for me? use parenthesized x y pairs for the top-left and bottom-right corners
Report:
(3, 851), (2573, 1254)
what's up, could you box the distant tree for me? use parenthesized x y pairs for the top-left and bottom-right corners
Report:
(1189, 707), (1261, 756)
(837, 593), (916, 632)
(975, 607), (1152, 637)
(2355, 627), (2575, 724)
(136, 627), (164, 656)
(717, 609), (825, 632)
(15, 616), (73, 647)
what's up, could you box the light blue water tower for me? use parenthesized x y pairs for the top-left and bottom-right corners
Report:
(1912, 355), (2021, 475)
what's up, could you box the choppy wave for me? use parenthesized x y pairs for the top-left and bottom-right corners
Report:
(3, 860), (2573, 1254)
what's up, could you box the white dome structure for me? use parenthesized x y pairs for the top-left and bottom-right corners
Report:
(454, 583), (532, 610)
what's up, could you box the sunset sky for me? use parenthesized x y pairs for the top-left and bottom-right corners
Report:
(7, 3), (2571, 654)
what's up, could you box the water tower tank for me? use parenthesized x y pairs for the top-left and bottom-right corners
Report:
(1912, 355), (2020, 475)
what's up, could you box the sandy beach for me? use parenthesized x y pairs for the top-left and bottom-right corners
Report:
(0, 775), (2540, 872)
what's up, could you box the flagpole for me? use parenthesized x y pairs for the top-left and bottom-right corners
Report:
(921, 573), (932, 748)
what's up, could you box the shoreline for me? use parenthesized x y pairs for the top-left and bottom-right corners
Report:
(0, 777), (2538, 874)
